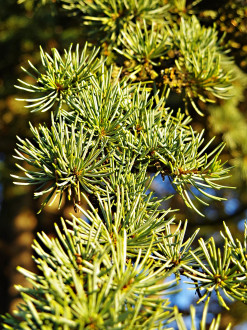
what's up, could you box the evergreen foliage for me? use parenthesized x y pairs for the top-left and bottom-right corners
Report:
(1, 0), (247, 328)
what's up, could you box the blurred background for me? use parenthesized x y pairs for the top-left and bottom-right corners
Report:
(0, 0), (247, 328)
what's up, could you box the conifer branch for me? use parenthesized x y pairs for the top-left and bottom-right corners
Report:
(2, 1), (246, 328)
